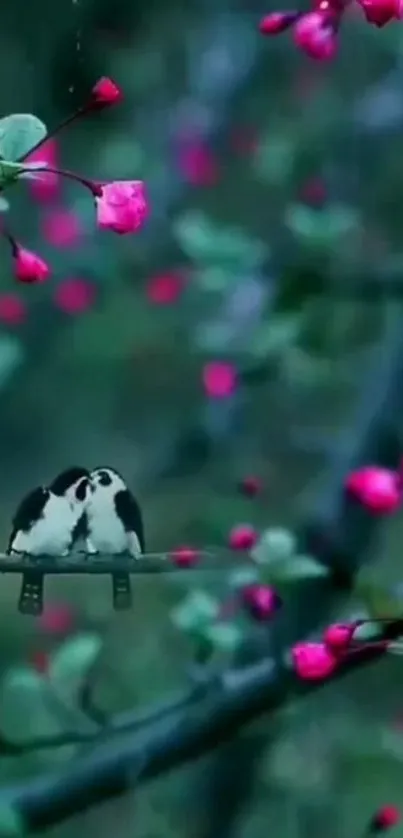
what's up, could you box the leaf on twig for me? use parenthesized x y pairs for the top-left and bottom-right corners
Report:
(0, 114), (47, 161)
(171, 590), (219, 632)
(48, 634), (102, 702)
(203, 622), (243, 652)
(0, 668), (64, 740)
(270, 555), (329, 582)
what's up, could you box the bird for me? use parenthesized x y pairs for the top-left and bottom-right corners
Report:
(7, 466), (91, 557)
(85, 467), (145, 609)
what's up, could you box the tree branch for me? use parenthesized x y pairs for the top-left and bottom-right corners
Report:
(0, 550), (236, 575)
(0, 634), (400, 832)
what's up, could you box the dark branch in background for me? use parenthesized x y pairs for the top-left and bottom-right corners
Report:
(196, 317), (403, 838)
(1, 632), (402, 833)
(0, 321), (402, 831)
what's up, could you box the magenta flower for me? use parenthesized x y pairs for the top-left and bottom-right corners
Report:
(95, 180), (148, 234)
(345, 466), (402, 513)
(53, 277), (95, 315)
(0, 293), (27, 326)
(202, 361), (238, 398)
(41, 208), (82, 248)
(242, 583), (281, 620)
(170, 546), (200, 567)
(25, 138), (59, 203)
(323, 622), (356, 652)
(11, 244), (50, 284)
(228, 524), (258, 551)
(292, 641), (338, 680)
(90, 76), (122, 108)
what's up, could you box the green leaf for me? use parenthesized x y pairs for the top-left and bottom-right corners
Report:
(252, 528), (297, 565)
(48, 634), (102, 699)
(0, 668), (63, 739)
(0, 160), (25, 188)
(228, 567), (260, 589)
(204, 621), (243, 652)
(173, 211), (268, 270)
(271, 555), (329, 582)
(285, 203), (359, 248)
(171, 590), (219, 632)
(0, 114), (47, 162)
(253, 134), (295, 184)
(0, 804), (24, 836)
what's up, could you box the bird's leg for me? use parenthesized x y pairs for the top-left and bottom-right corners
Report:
(85, 539), (98, 555)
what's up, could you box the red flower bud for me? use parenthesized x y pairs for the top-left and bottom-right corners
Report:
(293, 11), (338, 60)
(91, 76), (122, 107)
(370, 805), (401, 832)
(170, 546), (200, 568)
(228, 524), (258, 550)
(357, 0), (402, 25)
(345, 466), (402, 514)
(13, 245), (50, 284)
(259, 11), (299, 34)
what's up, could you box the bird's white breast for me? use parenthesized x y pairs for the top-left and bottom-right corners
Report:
(87, 493), (128, 554)
(11, 494), (78, 556)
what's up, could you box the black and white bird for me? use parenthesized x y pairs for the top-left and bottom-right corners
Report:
(85, 467), (145, 609)
(86, 467), (145, 557)
(7, 466), (91, 557)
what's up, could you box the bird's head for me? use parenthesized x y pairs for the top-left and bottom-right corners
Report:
(49, 467), (92, 508)
(90, 466), (126, 495)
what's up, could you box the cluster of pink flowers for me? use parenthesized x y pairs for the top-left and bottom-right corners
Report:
(2, 77), (148, 284)
(259, 0), (403, 60)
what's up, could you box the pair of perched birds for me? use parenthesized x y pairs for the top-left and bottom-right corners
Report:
(7, 466), (145, 559)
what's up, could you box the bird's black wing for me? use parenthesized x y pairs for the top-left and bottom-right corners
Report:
(114, 490), (145, 552)
(7, 487), (50, 553)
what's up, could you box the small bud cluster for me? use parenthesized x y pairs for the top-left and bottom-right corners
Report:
(1, 77), (149, 284)
(260, 0), (403, 60)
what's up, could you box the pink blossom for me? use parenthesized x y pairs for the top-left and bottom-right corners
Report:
(228, 524), (258, 551)
(170, 546), (199, 567)
(25, 139), (59, 203)
(13, 246), (50, 284)
(146, 271), (184, 305)
(293, 12), (338, 60)
(323, 622), (355, 652)
(357, 0), (402, 26)
(41, 209), (82, 248)
(259, 11), (300, 33)
(0, 293), (27, 326)
(91, 76), (122, 108)
(345, 466), (402, 514)
(242, 584), (281, 620)
(239, 475), (263, 497)
(53, 278), (95, 314)
(202, 361), (237, 398)
(177, 140), (219, 186)
(30, 651), (49, 673)
(96, 180), (148, 235)
(292, 641), (338, 680)
(38, 603), (74, 635)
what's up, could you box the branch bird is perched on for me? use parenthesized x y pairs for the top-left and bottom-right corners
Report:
(84, 466), (146, 609)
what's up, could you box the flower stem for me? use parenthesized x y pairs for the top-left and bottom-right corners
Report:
(24, 165), (103, 197)
(18, 108), (88, 163)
